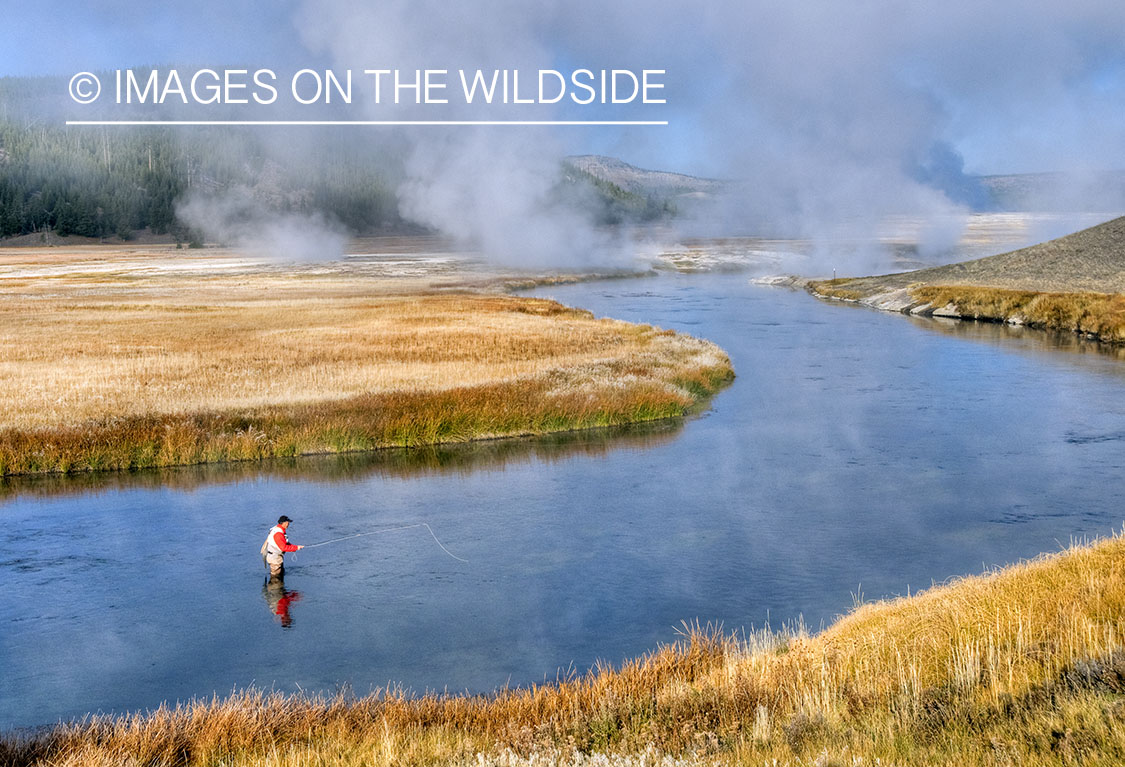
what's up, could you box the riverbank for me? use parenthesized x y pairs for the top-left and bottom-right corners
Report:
(0, 245), (732, 476)
(806, 215), (1125, 344)
(809, 281), (1125, 344)
(4, 533), (1122, 766)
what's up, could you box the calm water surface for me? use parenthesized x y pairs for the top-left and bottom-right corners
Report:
(3, 273), (1125, 730)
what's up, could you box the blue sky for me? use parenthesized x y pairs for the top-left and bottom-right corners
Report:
(0, 2), (304, 77)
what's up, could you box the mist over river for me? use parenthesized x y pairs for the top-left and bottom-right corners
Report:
(3, 273), (1125, 730)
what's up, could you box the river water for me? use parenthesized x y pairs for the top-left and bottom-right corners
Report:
(3, 272), (1125, 730)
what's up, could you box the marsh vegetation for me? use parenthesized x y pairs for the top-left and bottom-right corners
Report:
(0, 247), (731, 475)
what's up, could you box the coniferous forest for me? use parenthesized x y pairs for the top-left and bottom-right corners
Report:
(0, 121), (406, 241)
(0, 75), (672, 244)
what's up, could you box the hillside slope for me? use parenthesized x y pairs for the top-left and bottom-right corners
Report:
(809, 215), (1125, 343)
(564, 155), (723, 199)
(827, 215), (1125, 296)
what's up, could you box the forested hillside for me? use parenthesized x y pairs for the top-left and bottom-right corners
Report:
(0, 118), (406, 242)
(0, 80), (681, 245)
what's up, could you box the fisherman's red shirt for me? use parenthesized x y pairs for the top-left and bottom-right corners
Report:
(273, 529), (298, 552)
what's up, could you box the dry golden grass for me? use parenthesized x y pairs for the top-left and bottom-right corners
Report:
(0, 247), (732, 475)
(808, 277), (1125, 344)
(0, 421), (684, 503)
(908, 285), (1125, 342)
(803, 279), (863, 302)
(6, 535), (1125, 766)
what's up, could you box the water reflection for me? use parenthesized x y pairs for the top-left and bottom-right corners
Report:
(906, 314), (1125, 368)
(0, 418), (684, 505)
(262, 581), (302, 629)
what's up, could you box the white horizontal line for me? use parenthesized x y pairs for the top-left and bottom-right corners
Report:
(65, 119), (668, 126)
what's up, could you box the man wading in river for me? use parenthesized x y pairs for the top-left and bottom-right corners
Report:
(261, 515), (303, 580)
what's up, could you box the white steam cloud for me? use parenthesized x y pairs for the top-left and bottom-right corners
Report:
(398, 130), (625, 267)
(176, 187), (349, 262)
(284, 0), (1125, 270)
(293, 0), (640, 268)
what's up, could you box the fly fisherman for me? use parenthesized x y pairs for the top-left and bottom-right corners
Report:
(261, 515), (303, 580)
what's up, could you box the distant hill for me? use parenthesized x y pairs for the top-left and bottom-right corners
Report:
(828, 215), (1125, 296)
(978, 171), (1125, 212)
(566, 156), (1125, 216)
(563, 155), (723, 200)
(555, 155), (722, 225)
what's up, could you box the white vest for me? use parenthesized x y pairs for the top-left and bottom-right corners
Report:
(264, 525), (286, 557)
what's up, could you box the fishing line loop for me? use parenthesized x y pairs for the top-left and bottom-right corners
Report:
(300, 522), (469, 563)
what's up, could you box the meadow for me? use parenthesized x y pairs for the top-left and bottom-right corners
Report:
(0, 246), (732, 475)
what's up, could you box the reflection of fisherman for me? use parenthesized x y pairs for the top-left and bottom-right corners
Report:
(261, 515), (303, 580)
(262, 580), (302, 628)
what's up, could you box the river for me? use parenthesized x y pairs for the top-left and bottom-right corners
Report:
(3, 272), (1124, 730)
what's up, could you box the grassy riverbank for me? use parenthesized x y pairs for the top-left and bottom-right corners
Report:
(808, 215), (1125, 343)
(4, 534), (1123, 766)
(909, 285), (1125, 342)
(0, 246), (732, 476)
(810, 281), (1125, 343)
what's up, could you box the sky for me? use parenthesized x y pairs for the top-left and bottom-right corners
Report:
(4, 0), (1123, 176)
(3, 1), (1125, 263)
